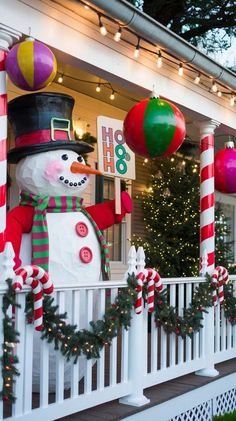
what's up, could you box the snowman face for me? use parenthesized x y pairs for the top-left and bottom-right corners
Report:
(15, 150), (90, 196)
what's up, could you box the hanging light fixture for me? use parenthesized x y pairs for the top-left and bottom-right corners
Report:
(157, 51), (162, 68)
(134, 37), (140, 58)
(98, 14), (107, 36)
(217, 90), (222, 97)
(230, 95), (235, 106)
(110, 90), (115, 100)
(178, 63), (183, 76)
(96, 83), (101, 92)
(194, 73), (201, 84)
(114, 26), (122, 42)
(57, 74), (63, 84)
(211, 80), (217, 92)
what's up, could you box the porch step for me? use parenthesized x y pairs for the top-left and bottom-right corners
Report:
(58, 358), (236, 421)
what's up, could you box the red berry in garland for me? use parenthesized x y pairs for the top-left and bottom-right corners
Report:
(123, 97), (186, 158)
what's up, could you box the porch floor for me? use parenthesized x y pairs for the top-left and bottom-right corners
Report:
(58, 358), (236, 421)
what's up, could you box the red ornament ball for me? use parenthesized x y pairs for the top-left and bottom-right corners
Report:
(215, 142), (236, 193)
(123, 97), (186, 158)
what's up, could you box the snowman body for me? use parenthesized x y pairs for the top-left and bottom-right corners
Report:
(20, 212), (102, 285)
(16, 150), (104, 391)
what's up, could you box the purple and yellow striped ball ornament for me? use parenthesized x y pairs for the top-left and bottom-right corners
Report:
(6, 38), (57, 91)
(215, 142), (236, 193)
(123, 97), (186, 158)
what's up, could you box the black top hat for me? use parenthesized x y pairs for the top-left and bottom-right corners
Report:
(8, 92), (94, 163)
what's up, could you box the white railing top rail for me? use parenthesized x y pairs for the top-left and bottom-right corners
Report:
(0, 276), (207, 294)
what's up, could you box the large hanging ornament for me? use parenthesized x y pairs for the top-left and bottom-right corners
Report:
(123, 97), (186, 158)
(215, 141), (236, 193)
(6, 38), (57, 91)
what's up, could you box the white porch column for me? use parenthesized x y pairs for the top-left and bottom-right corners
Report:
(196, 119), (220, 276)
(0, 25), (21, 253)
(195, 119), (220, 378)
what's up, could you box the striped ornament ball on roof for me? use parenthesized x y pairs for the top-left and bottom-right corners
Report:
(123, 95), (186, 158)
(5, 37), (57, 91)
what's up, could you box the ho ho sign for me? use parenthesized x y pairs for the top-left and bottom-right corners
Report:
(97, 116), (136, 180)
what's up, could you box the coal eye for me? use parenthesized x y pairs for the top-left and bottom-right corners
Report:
(77, 156), (83, 162)
(61, 154), (68, 161)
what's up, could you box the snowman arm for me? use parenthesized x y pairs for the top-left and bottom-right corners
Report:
(86, 191), (132, 230)
(6, 206), (34, 269)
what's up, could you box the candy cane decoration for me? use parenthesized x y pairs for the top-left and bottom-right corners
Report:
(211, 266), (229, 306)
(135, 269), (163, 314)
(13, 265), (54, 331)
(0, 49), (7, 253)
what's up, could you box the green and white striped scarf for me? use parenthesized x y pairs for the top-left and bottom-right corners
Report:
(20, 191), (110, 276)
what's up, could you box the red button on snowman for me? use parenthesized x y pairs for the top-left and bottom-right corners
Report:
(6, 92), (132, 285)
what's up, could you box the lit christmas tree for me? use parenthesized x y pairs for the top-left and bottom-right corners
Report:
(133, 149), (234, 277)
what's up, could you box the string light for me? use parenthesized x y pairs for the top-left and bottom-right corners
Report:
(157, 51), (162, 68)
(217, 90), (222, 97)
(81, 0), (235, 101)
(114, 26), (122, 42)
(110, 90), (115, 100)
(98, 14), (107, 36)
(96, 83), (101, 92)
(211, 80), (217, 92)
(230, 95), (235, 106)
(178, 63), (183, 76)
(134, 37), (140, 58)
(194, 73), (201, 84)
(57, 75), (63, 84)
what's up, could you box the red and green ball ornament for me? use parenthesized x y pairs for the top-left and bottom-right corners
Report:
(123, 97), (186, 158)
(215, 141), (236, 193)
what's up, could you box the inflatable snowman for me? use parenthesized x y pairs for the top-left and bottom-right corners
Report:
(6, 92), (132, 390)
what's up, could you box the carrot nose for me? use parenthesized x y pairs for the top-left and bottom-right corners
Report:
(70, 162), (102, 175)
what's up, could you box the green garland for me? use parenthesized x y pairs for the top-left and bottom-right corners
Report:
(0, 280), (20, 403)
(1, 273), (236, 402)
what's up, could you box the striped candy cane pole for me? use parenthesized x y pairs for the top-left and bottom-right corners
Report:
(212, 266), (229, 306)
(198, 120), (220, 276)
(0, 29), (20, 255)
(0, 49), (7, 253)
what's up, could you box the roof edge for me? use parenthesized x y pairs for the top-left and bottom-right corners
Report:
(89, 0), (236, 91)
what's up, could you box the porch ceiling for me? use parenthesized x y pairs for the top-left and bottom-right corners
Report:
(54, 57), (233, 152)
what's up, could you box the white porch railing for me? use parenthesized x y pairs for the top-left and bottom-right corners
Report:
(0, 246), (235, 420)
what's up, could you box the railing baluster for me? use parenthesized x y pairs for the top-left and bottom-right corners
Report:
(12, 293), (26, 417)
(169, 284), (176, 367)
(109, 288), (118, 386)
(97, 288), (105, 390)
(193, 283), (200, 359)
(71, 290), (80, 397)
(84, 289), (93, 394)
(24, 322), (34, 412)
(178, 284), (184, 364)
(160, 284), (167, 369)
(56, 291), (65, 402)
(186, 283), (192, 362)
(215, 303), (220, 353)
(40, 331), (49, 407)
(221, 307), (226, 352)
(151, 311), (157, 372)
